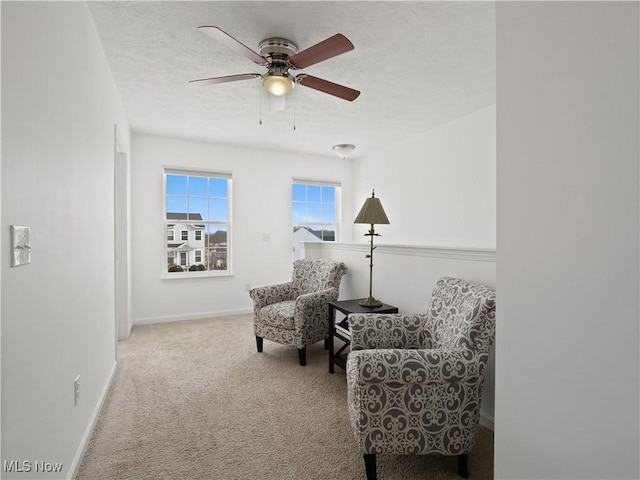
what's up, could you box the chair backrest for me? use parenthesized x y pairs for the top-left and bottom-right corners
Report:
(290, 259), (348, 297)
(423, 276), (496, 353)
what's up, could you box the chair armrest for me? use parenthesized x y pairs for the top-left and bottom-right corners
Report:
(249, 282), (293, 310)
(347, 348), (487, 386)
(295, 288), (339, 312)
(348, 313), (427, 350)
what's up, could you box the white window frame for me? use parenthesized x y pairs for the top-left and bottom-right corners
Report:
(291, 178), (341, 260)
(163, 167), (233, 279)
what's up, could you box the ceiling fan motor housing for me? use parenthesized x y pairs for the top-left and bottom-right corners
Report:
(258, 37), (299, 63)
(259, 38), (299, 95)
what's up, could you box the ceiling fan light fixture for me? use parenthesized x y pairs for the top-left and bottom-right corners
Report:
(262, 74), (294, 96)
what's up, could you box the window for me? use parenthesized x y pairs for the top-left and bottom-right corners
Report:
(292, 180), (340, 260)
(165, 169), (232, 275)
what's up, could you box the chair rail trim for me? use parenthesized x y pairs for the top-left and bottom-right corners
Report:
(302, 242), (496, 262)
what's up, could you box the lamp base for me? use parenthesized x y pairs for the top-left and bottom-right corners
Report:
(359, 296), (383, 308)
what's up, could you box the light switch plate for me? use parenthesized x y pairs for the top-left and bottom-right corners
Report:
(11, 225), (31, 267)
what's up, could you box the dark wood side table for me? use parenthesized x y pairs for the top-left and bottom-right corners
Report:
(328, 299), (399, 373)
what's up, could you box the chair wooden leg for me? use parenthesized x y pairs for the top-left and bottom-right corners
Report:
(297, 348), (307, 366)
(364, 454), (376, 480)
(457, 453), (469, 478)
(255, 336), (263, 353)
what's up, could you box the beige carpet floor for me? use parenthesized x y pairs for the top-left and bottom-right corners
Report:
(77, 314), (493, 479)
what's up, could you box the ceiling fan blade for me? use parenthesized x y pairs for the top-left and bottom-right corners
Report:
(289, 34), (354, 69)
(198, 26), (268, 66)
(296, 74), (360, 102)
(189, 73), (261, 85)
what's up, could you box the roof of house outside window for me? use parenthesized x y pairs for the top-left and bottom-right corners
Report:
(167, 212), (203, 221)
(293, 226), (335, 242)
(167, 243), (195, 250)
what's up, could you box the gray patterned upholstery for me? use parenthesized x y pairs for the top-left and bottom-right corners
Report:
(346, 277), (496, 479)
(249, 259), (348, 365)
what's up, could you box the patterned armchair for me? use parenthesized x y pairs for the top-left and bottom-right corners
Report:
(346, 277), (496, 480)
(249, 259), (348, 366)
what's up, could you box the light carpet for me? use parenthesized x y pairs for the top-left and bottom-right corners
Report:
(77, 314), (493, 479)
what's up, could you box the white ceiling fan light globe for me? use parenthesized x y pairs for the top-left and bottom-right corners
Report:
(332, 144), (356, 159)
(262, 74), (294, 96)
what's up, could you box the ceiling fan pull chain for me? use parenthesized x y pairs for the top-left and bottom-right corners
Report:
(259, 88), (263, 125)
(293, 105), (296, 131)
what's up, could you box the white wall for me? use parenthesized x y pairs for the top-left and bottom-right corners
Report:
(351, 105), (496, 249)
(495, 2), (639, 479)
(1, 2), (130, 478)
(131, 134), (354, 324)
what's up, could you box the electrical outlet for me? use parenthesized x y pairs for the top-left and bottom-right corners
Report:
(74, 375), (80, 406)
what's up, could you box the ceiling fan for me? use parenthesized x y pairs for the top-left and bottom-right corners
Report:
(190, 26), (360, 102)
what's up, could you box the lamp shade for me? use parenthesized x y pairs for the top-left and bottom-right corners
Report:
(354, 191), (389, 225)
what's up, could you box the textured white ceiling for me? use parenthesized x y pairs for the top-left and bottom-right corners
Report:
(88, 1), (495, 159)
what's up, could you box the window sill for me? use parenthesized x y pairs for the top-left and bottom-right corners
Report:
(162, 270), (233, 280)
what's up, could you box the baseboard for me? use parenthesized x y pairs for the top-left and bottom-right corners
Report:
(134, 307), (253, 326)
(68, 360), (117, 479)
(479, 410), (494, 431)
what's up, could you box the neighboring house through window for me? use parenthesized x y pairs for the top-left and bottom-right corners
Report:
(165, 168), (232, 275)
(292, 179), (340, 260)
